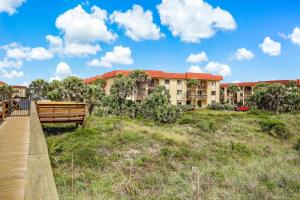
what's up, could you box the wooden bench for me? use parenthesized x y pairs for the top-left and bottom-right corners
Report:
(36, 102), (86, 126)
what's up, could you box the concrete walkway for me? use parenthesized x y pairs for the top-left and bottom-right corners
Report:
(0, 117), (30, 200)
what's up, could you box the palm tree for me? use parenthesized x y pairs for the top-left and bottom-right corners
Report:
(0, 84), (15, 101)
(227, 84), (239, 105)
(29, 79), (49, 100)
(61, 76), (85, 102)
(129, 70), (149, 101)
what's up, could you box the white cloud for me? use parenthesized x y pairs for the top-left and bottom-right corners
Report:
(205, 61), (231, 76)
(87, 45), (133, 68)
(0, 0), (25, 15)
(56, 5), (116, 43)
(289, 27), (300, 45)
(259, 37), (281, 56)
(188, 65), (204, 73)
(47, 5), (115, 57)
(110, 5), (163, 41)
(157, 0), (236, 43)
(186, 51), (208, 63)
(46, 35), (63, 53)
(233, 80), (240, 83)
(0, 69), (24, 79)
(50, 62), (72, 81)
(232, 48), (254, 61)
(46, 35), (100, 56)
(2, 43), (53, 61)
(0, 58), (23, 68)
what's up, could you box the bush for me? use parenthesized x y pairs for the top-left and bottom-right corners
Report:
(144, 104), (181, 124)
(295, 139), (300, 152)
(209, 102), (224, 110)
(177, 105), (196, 112)
(196, 120), (217, 132)
(259, 118), (292, 139)
(224, 104), (235, 111)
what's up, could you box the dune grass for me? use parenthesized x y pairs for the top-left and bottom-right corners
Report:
(45, 110), (300, 200)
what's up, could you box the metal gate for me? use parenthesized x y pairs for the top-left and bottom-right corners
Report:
(8, 98), (30, 116)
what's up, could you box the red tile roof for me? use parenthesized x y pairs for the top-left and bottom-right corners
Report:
(0, 81), (6, 85)
(84, 70), (223, 84)
(221, 79), (300, 88)
(12, 85), (27, 89)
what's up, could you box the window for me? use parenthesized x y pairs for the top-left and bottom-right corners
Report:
(177, 80), (182, 85)
(177, 100), (182, 105)
(212, 81), (216, 86)
(186, 100), (191, 105)
(165, 79), (170, 85)
(240, 93), (243, 97)
(177, 90), (182, 96)
(197, 91), (202, 96)
(211, 91), (216, 96)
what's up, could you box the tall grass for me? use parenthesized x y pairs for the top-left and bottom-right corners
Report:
(46, 110), (300, 200)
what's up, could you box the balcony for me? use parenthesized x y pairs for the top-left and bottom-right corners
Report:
(186, 94), (208, 100)
(187, 86), (207, 90)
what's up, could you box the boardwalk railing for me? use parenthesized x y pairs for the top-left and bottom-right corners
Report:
(24, 102), (59, 200)
(36, 102), (86, 126)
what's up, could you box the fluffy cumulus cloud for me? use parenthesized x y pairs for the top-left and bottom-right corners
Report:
(232, 48), (255, 61)
(50, 62), (72, 81)
(0, 58), (22, 68)
(289, 27), (300, 45)
(0, 69), (24, 79)
(110, 5), (163, 41)
(48, 5), (116, 56)
(87, 45), (133, 68)
(157, 0), (236, 43)
(186, 51), (208, 63)
(1, 43), (53, 61)
(259, 37), (281, 56)
(0, 0), (25, 15)
(204, 61), (231, 76)
(188, 65), (204, 73)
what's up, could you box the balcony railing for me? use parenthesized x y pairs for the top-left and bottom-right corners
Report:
(186, 94), (208, 100)
(187, 86), (207, 90)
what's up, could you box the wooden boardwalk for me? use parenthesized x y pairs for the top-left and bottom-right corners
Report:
(0, 116), (30, 200)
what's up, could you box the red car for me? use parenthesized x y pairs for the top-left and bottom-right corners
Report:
(235, 106), (249, 111)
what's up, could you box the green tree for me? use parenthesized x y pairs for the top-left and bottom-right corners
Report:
(0, 84), (15, 101)
(187, 79), (200, 88)
(47, 80), (64, 101)
(93, 78), (106, 89)
(84, 84), (105, 114)
(227, 84), (239, 105)
(109, 75), (134, 115)
(129, 70), (150, 101)
(29, 79), (49, 100)
(142, 86), (181, 123)
(61, 76), (85, 102)
(249, 83), (287, 114)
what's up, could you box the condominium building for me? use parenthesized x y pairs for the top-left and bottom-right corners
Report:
(84, 70), (223, 107)
(0, 81), (28, 98)
(220, 80), (300, 105)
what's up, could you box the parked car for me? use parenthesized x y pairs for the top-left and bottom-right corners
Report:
(235, 105), (249, 111)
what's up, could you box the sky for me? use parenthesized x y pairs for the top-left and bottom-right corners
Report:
(0, 0), (300, 85)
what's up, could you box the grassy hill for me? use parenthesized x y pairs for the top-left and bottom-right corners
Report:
(45, 110), (300, 200)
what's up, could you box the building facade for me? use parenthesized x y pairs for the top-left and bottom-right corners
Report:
(84, 70), (223, 107)
(221, 80), (300, 105)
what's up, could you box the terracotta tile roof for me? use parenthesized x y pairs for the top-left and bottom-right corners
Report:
(0, 81), (6, 85)
(84, 70), (223, 84)
(221, 79), (300, 88)
(12, 85), (27, 89)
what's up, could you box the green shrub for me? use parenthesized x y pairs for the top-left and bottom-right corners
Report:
(177, 105), (196, 112)
(259, 118), (292, 139)
(224, 103), (235, 111)
(295, 139), (300, 152)
(208, 102), (224, 110)
(196, 120), (217, 132)
(177, 114), (198, 125)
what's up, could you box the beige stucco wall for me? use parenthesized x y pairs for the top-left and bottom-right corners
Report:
(102, 77), (221, 107)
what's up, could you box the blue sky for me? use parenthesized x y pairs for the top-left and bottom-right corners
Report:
(0, 0), (300, 85)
